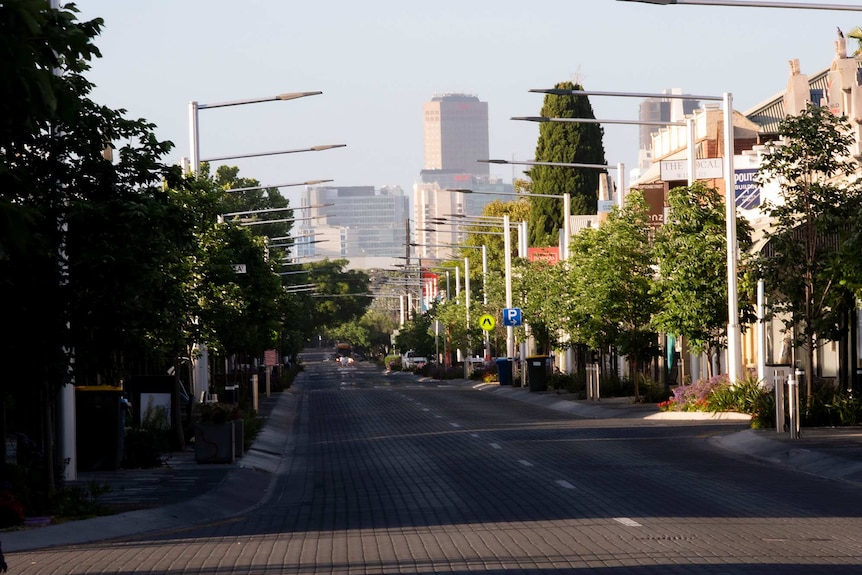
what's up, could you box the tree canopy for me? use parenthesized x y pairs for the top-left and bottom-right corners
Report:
(755, 103), (862, 398)
(651, 182), (753, 366)
(564, 192), (656, 397)
(528, 81), (607, 246)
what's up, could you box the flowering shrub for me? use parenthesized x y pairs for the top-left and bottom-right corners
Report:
(660, 375), (775, 427)
(669, 374), (730, 411)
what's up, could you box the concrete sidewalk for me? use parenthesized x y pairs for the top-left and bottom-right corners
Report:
(3, 387), (297, 552)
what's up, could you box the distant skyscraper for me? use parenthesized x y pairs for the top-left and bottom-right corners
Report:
(423, 93), (489, 177)
(637, 89), (700, 173)
(415, 93), (511, 259)
(295, 185), (408, 267)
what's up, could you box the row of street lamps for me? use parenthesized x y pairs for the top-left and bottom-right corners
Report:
(470, 87), (742, 383)
(450, 0), (859, 382)
(187, 90), (345, 400)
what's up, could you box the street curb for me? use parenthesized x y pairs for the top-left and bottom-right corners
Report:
(472, 382), (752, 421)
(712, 429), (862, 484)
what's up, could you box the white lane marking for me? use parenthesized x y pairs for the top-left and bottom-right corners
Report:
(518, 460), (534, 467)
(489, 443), (502, 450)
(435, 414), (443, 418)
(470, 433), (480, 438)
(449, 422), (461, 428)
(614, 517), (643, 527)
(422, 408), (430, 411)
(555, 480), (576, 490)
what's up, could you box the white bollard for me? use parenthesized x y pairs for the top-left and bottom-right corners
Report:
(787, 370), (801, 439)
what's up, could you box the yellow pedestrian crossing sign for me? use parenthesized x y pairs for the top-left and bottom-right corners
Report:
(479, 313), (496, 331)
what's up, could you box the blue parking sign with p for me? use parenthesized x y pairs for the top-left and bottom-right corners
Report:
(502, 308), (522, 327)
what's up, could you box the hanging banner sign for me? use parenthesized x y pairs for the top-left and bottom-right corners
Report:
(660, 158), (723, 181)
(734, 168), (761, 210)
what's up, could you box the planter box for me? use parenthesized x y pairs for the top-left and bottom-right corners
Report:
(194, 422), (235, 464)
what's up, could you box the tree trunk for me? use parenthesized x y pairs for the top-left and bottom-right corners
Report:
(44, 387), (55, 492)
(806, 334), (815, 402)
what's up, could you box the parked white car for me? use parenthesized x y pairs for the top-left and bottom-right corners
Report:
(401, 350), (428, 369)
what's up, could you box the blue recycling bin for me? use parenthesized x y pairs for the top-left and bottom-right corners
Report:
(496, 358), (513, 385)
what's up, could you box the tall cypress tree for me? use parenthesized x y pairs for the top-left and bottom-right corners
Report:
(528, 81), (607, 247)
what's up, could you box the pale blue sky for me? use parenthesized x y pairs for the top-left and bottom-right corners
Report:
(76, 1), (858, 202)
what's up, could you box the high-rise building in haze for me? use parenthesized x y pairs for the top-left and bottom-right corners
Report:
(294, 185), (408, 269)
(415, 93), (512, 259)
(423, 93), (489, 177)
(636, 89), (700, 174)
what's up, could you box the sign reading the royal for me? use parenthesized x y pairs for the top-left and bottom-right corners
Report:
(660, 158), (723, 181)
(478, 314), (496, 332)
(734, 168), (761, 210)
(502, 308), (522, 327)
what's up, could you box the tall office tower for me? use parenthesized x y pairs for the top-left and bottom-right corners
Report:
(294, 185), (409, 269)
(637, 89), (700, 173)
(423, 93), (489, 177)
(416, 93), (511, 260)
(412, 177), (513, 260)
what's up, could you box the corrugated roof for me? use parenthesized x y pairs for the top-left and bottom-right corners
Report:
(743, 67), (843, 135)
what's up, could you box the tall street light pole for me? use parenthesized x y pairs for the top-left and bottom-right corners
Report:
(531, 87), (742, 383)
(187, 90), (339, 402)
(431, 214), (518, 359)
(618, 0), (862, 9)
(511, 116), (694, 195)
(451, 184), (575, 260)
(224, 179), (333, 193)
(189, 91), (322, 173)
(201, 144), (345, 164)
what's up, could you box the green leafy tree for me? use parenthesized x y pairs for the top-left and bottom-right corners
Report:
(651, 183), (753, 375)
(847, 26), (862, 57)
(0, 1), (193, 496)
(528, 81), (607, 246)
(303, 259), (371, 331)
(197, 223), (285, 359)
(457, 199), (531, 354)
(515, 259), (569, 354)
(325, 322), (371, 354)
(280, 291), (314, 358)
(67, 169), (201, 385)
(393, 311), (436, 359)
(213, 165), (294, 259)
(359, 310), (399, 358)
(755, 103), (862, 399)
(564, 192), (656, 398)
